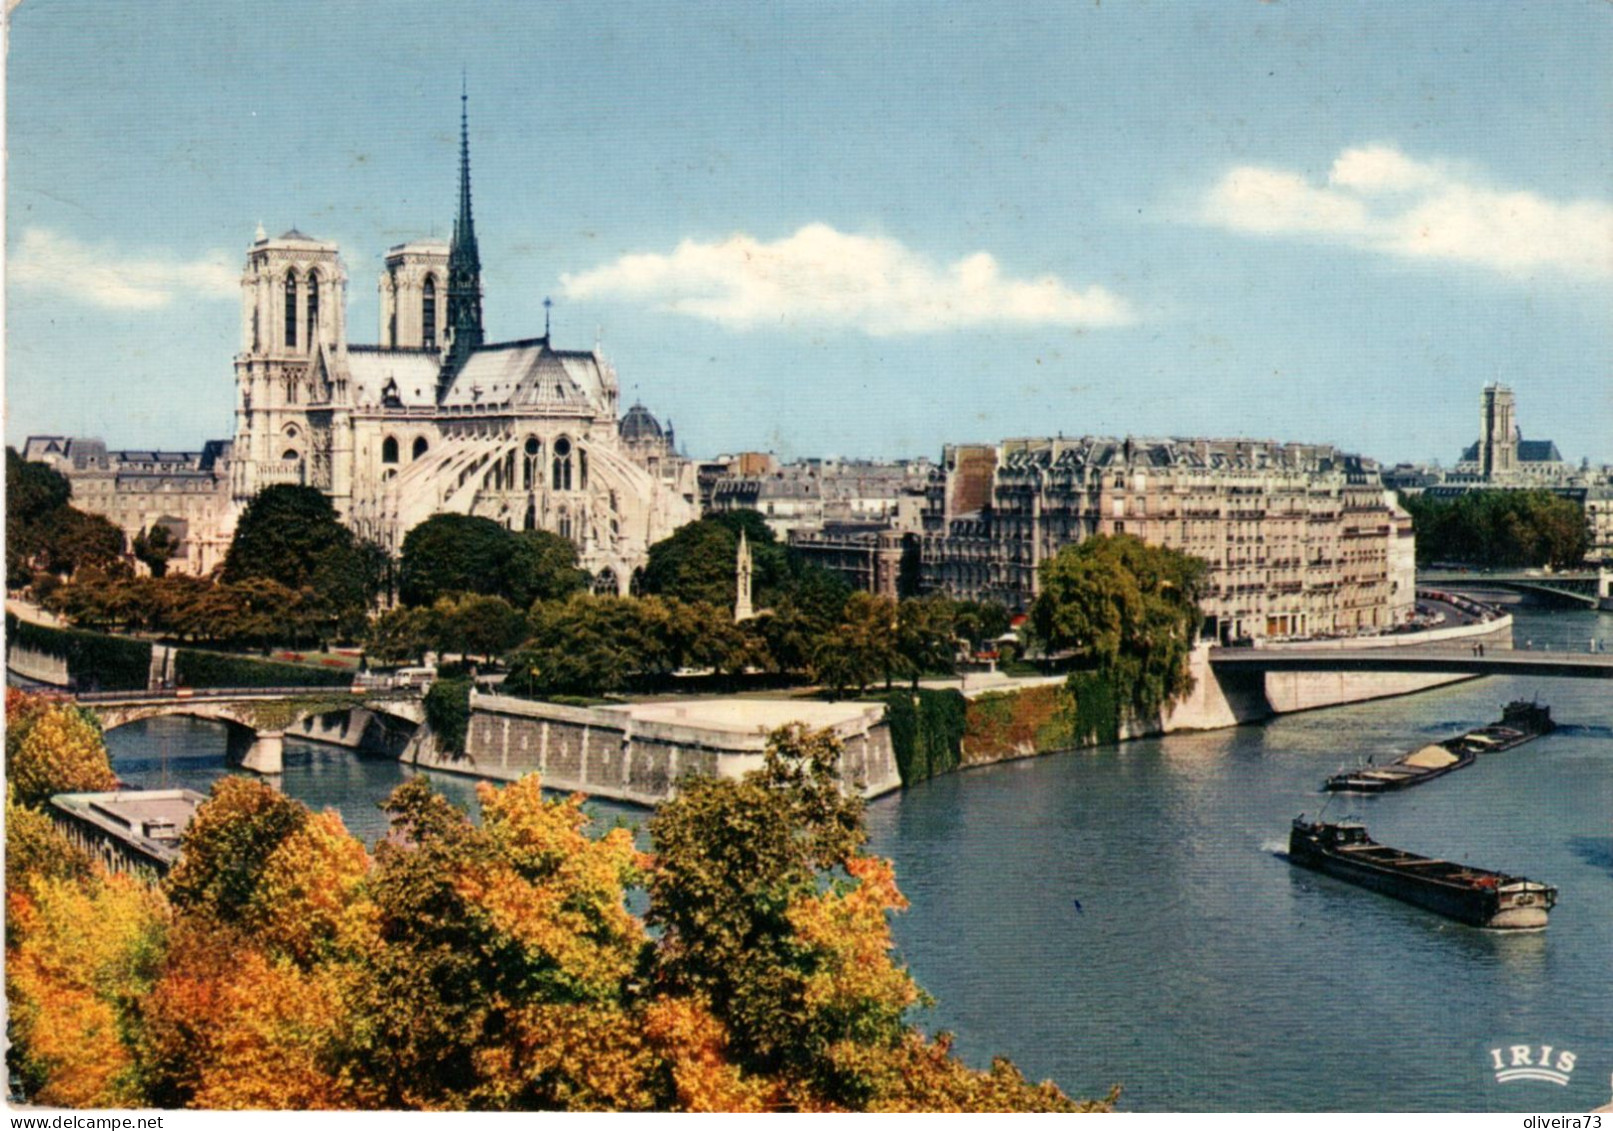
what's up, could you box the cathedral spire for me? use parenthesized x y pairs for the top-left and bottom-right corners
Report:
(445, 78), (484, 367)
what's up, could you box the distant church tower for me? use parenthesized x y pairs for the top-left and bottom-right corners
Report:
(734, 530), (755, 623)
(444, 85), (484, 374)
(1480, 383), (1518, 482)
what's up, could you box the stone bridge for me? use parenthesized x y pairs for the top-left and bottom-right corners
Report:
(78, 688), (423, 774)
(1422, 568), (1613, 610)
(1209, 645), (1613, 681)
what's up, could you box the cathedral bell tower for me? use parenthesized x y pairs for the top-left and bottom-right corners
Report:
(443, 86), (484, 377)
(233, 228), (347, 502)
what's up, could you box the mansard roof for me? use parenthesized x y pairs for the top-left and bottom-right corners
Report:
(438, 338), (610, 412)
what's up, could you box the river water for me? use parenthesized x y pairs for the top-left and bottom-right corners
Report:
(99, 606), (1612, 1112)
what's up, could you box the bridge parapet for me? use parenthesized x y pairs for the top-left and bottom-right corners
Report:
(78, 688), (422, 774)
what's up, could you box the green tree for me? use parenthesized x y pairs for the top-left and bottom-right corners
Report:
(398, 514), (586, 608)
(1030, 534), (1206, 743)
(810, 592), (902, 697)
(508, 529), (590, 605)
(894, 596), (958, 687)
(1400, 489), (1588, 569)
(647, 727), (872, 1080)
(133, 524), (179, 579)
(642, 520), (741, 607)
(222, 485), (367, 633)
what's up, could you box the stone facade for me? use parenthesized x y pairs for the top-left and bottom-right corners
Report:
(227, 108), (698, 590)
(20, 437), (235, 576)
(920, 436), (1417, 643)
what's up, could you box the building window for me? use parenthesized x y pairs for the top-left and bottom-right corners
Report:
(306, 271), (320, 349)
(381, 436), (399, 464)
(552, 436), (573, 491)
(284, 271), (298, 348)
(422, 277), (437, 349)
(282, 449), (300, 462)
(578, 448), (589, 490)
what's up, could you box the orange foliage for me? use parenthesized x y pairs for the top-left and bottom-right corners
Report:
(6, 872), (167, 1108)
(640, 995), (775, 1112)
(786, 855), (920, 1036)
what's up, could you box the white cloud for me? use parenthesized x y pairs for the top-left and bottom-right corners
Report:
(1201, 145), (1613, 278)
(10, 228), (237, 309)
(561, 223), (1134, 335)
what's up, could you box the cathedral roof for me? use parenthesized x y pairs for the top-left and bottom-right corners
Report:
(620, 402), (665, 442)
(346, 348), (443, 407)
(439, 339), (611, 412)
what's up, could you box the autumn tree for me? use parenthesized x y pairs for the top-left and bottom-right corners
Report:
(5, 691), (119, 808)
(6, 871), (168, 1107)
(164, 776), (310, 922)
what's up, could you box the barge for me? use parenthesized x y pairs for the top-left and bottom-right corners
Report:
(1288, 818), (1556, 929)
(1324, 699), (1554, 793)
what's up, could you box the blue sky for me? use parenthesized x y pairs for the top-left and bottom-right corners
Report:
(6, 1), (1610, 465)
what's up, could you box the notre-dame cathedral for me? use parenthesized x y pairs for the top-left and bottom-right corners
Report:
(229, 95), (697, 592)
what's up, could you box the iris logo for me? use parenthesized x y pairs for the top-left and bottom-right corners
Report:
(1488, 1043), (1577, 1086)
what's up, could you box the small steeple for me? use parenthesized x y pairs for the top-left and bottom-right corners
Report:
(734, 529), (755, 623)
(445, 76), (484, 370)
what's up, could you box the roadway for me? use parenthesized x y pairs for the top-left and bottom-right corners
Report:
(1208, 646), (1613, 680)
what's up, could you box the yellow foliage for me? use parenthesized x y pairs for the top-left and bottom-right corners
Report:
(7, 872), (167, 1108)
(7, 697), (118, 807)
(472, 1002), (659, 1111)
(786, 855), (920, 1028)
(458, 775), (645, 1000)
(248, 808), (372, 966)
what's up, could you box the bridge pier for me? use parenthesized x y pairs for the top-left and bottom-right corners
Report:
(238, 730), (285, 775)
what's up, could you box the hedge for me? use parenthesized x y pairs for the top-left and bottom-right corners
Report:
(173, 648), (353, 689)
(884, 688), (968, 786)
(6, 614), (152, 691)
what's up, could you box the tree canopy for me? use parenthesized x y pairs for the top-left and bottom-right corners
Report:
(398, 515), (587, 608)
(6, 448), (126, 588)
(5, 700), (1108, 1111)
(222, 485), (369, 631)
(1030, 534), (1207, 743)
(1399, 489), (1588, 570)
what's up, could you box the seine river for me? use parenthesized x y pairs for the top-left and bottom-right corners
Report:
(101, 606), (1612, 1112)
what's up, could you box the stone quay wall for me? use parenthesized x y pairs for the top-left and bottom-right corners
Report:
(406, 692), (902, 807)
(952, 615), (1515, 768)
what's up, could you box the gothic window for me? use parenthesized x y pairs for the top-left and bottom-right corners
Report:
(422, 277), (437, 349)
(282, 449), (300, 462)
(578, 448), (589, 490)
(552, 436), (573, 491)
(284, 424), (300, 439)
(523, 436), (539, 489)
(306, 271), (320, 348)
(284, 271), (298, 348)
(412, 436), (429, 460)
(558, 510), (572, 540)
(381, 436), (399, 464)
